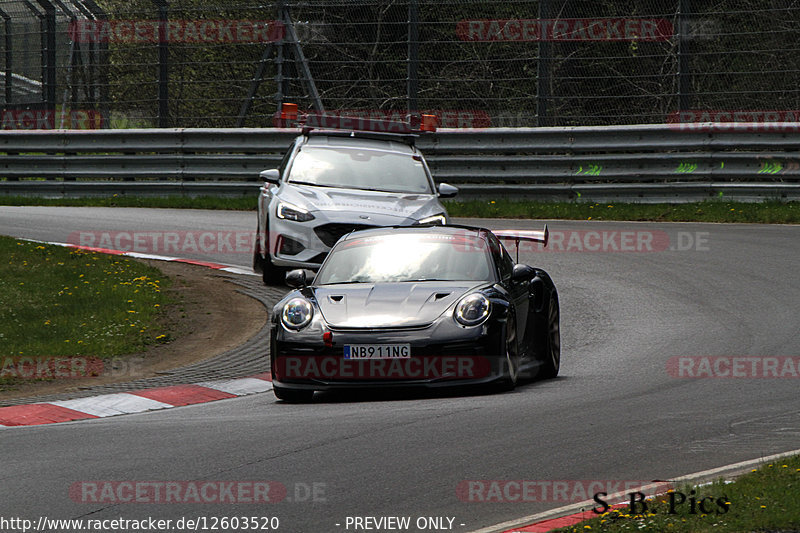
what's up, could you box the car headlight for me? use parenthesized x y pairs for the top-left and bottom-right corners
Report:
(454, 293), (490, 327)
(277, 201), (315, 222)
(281, 298), (314, 329)
(417, 213), (447, 225)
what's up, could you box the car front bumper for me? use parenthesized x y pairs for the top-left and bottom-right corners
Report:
(270, 320), (508, 390)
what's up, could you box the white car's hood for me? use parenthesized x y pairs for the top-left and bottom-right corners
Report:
(278, 183), (443, 221)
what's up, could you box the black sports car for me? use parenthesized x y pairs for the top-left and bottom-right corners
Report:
(269, 225), (560, 402)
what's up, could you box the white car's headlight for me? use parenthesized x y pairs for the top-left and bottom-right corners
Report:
(417, 213), (447, 225)
(281, 298), (314, 329)
(454, 293), (490, 327)
(277, 201), (315, 222)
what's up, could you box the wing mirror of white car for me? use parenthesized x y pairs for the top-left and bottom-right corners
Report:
(437, 183), (459, 198)
(260, 169), (281, 184)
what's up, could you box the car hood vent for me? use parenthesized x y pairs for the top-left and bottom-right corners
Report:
(314, 282), (481, 328)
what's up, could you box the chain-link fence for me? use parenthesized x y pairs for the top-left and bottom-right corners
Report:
(1, 0), (799, 129)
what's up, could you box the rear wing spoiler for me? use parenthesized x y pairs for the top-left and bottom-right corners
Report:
(493, 225), (549, 262)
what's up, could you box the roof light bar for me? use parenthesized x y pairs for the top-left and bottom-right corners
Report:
(274, 103), (437, 134)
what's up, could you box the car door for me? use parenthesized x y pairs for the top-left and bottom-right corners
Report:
(488, 234), (530, 355)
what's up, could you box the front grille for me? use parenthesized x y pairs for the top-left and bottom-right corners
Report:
(328, 323), (432, 333)
(314, 223), (375, 247)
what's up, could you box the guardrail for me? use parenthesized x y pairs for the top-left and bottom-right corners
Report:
(2, 125), (800, 201)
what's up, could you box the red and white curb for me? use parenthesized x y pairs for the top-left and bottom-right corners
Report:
(0, 239), (270, 428)
(31, 238), (259, 276)
(0, 374), (272, 427)
(467, 447), (800, 533)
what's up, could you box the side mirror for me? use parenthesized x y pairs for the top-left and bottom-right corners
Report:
(285, 269), (307, 289)
(437, 183), (458, 199)
(511, 264), (536, 283)
(260, 169), (281, 184)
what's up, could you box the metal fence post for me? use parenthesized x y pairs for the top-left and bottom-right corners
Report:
(537, 0), (551, 126)
(407, 0), (419, 115)
(80, 0), (110, 127)
(35, 0), (57, 110)
(153, 0), (169, 127)
(678, 0), (691, 112)
(0, 8), (11, 106)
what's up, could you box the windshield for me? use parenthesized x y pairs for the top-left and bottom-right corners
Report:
(315, 233), (494, 284)
(287, 146), (432, 194)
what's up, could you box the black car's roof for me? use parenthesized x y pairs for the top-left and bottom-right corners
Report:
(337, 224), (492, 242)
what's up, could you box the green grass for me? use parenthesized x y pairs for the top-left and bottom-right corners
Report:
(554, 455), (800, 533)
(0, 237), (172, 386)
(444, 199), (800, 223)
(2, 195), (800, 223)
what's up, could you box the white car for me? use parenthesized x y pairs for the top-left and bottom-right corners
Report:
(254, 130), (458, 285)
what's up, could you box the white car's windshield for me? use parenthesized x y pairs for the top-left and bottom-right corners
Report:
(287, 146), (432, 194)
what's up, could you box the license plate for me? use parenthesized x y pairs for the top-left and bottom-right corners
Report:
(343, 344), (411, 360)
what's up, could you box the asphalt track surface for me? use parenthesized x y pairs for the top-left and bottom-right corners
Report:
(1, 206), (798, 532)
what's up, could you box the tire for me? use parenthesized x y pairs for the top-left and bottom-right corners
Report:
(496, 310), (520, 391)
(273, 386), (314, 403)
(260, 256), (283, 286)
(538, 293), (561, 379)
(254, 220), (283, 286)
